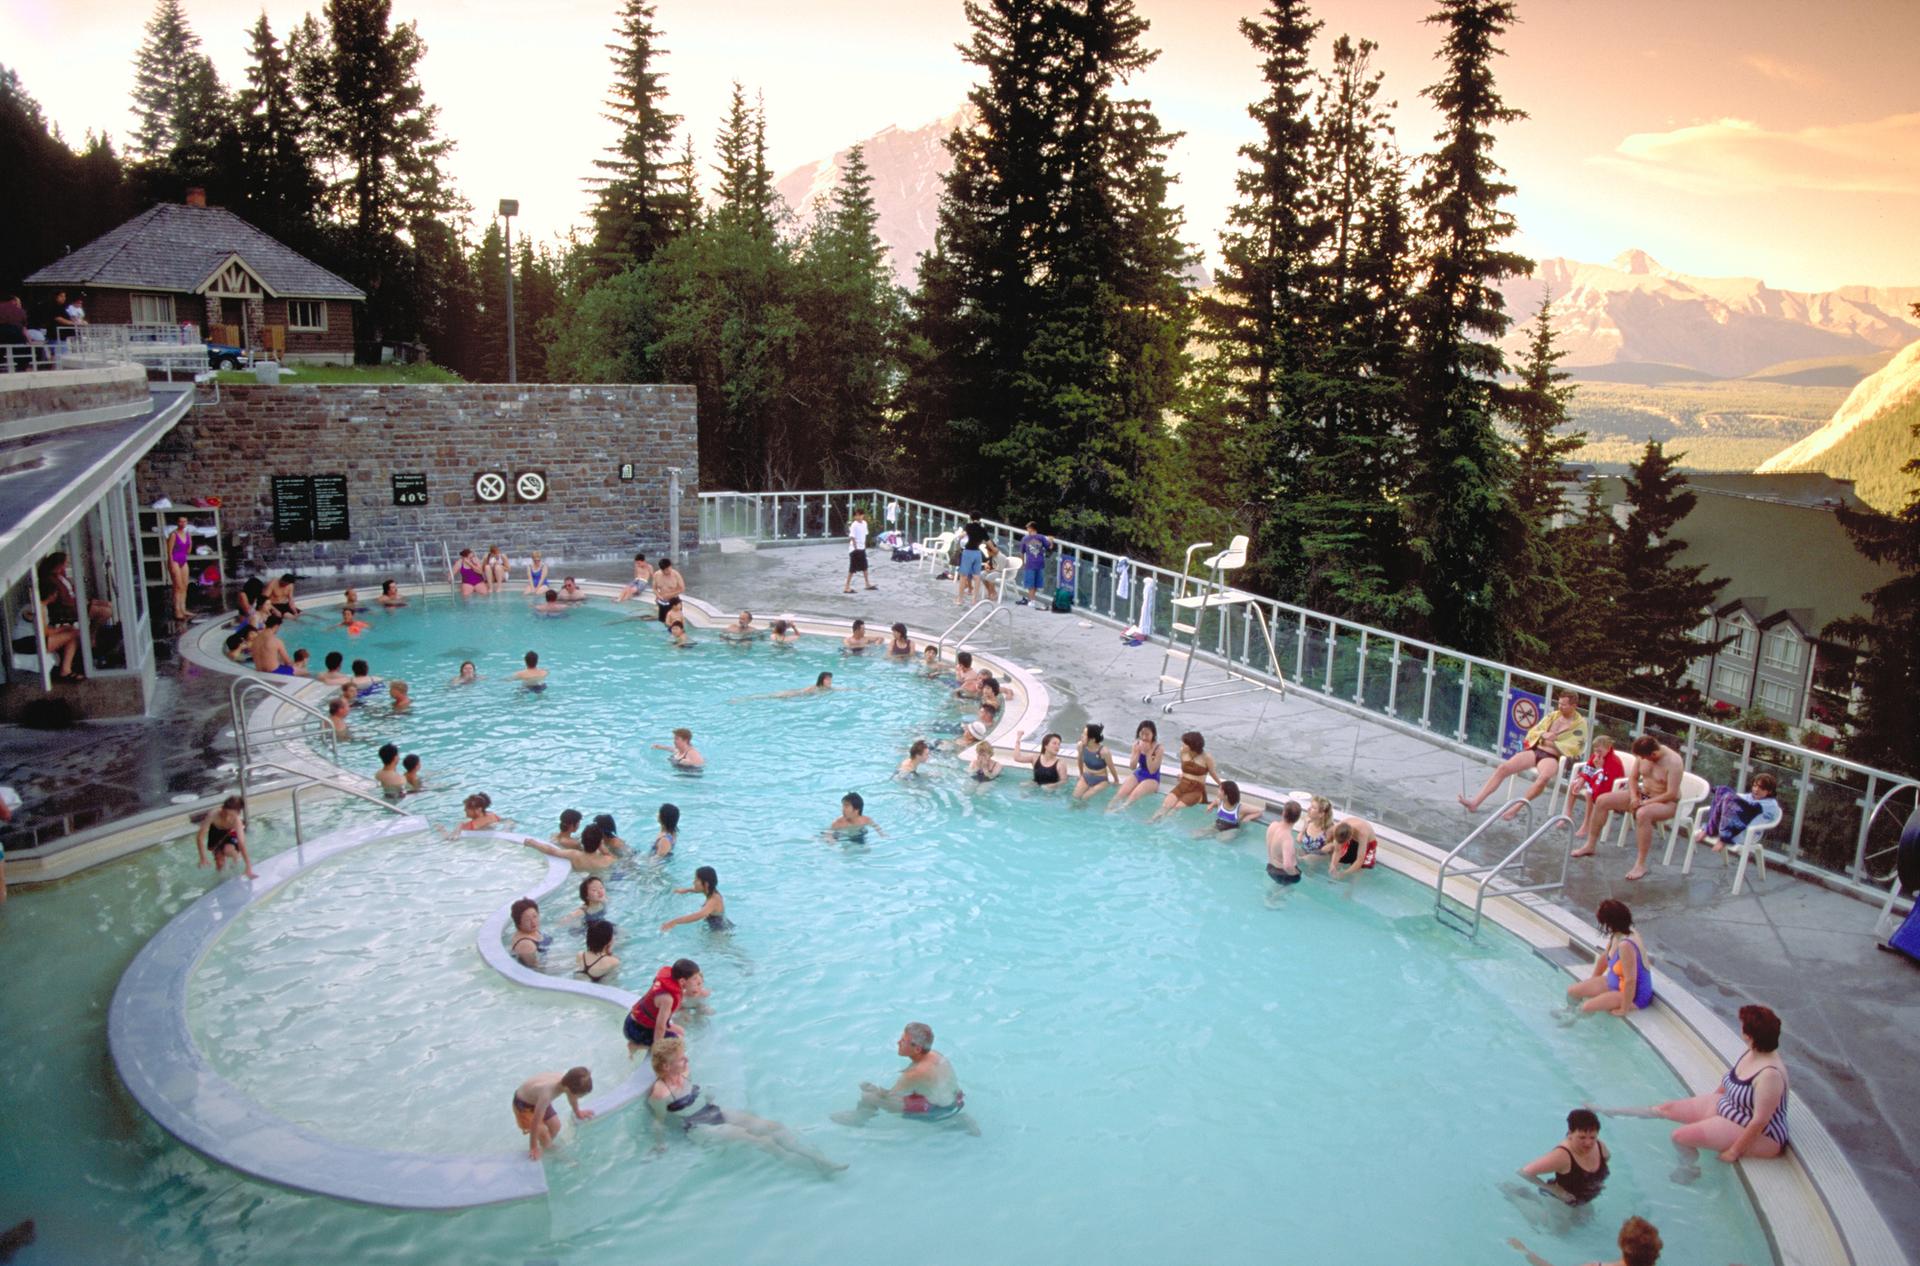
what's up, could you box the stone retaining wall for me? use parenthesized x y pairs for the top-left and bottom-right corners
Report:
(135, 382), (698, 572)
(0, 364), (150, 426)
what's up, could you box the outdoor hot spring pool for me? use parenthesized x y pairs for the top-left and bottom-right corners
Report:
(0, 594), (1777, 1265)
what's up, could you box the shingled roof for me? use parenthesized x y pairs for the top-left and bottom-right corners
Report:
(24, 203), (365, 301)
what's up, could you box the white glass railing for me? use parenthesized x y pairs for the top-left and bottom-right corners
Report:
(698, 486), (1918, 904)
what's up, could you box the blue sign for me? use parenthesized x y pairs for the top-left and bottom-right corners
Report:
(1500, 687), (1546, 758)
(1058, 557), (1076, 589)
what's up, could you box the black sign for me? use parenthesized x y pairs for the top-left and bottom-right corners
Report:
(474, 471), (508, 503)
(618, 462), (635, 482)
(513, 470), (548, 503)
(392, 473), (429, 506)
(271, 474), (351, 542)
(312, 474), (350, 539)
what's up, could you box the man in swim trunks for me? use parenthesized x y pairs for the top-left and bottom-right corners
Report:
(251, 614), (292, 675)
(511, 650), (548, 685)
(651, 558), (686, 621)
(511, 1067), (595, 1160)
(833, 1022), (978, 1134)
(1326, 816), (1379, 878)
(614, 553), (654, 603)
(1573, 734), (1683, 881)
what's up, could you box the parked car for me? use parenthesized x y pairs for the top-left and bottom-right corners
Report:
(207, 342), (252, 371)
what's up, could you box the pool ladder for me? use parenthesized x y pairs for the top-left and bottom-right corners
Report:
(940, 599), (1012, 655)
(1434, 810), (1575, 938)
(227, 676), (410, 846)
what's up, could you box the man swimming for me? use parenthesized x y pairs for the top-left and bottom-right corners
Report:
(832, 1022), (978, 1134)
(826, 792), (882, 838)
(511, 650), (548, 687)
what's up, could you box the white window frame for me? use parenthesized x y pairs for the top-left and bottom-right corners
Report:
(1755, 677), (1795, 719)
(1762, 628), (1801, 672)
(130, 293), (176, 325)
(286, 299), (327, 332)
(1725, 615), (1755, 659)
(1712, 663), (1751, 701)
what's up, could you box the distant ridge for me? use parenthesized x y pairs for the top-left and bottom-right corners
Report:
(1756, 338), (1920, 511)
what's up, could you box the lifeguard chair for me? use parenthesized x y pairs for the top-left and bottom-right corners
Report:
(1145, 536), (1283, 711)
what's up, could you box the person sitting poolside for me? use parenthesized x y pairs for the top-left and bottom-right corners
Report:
(648, 1037), (846, 1173)
(826, 792), (881, 838)
(1595, 1003), (1790, 1181)
(1149, 731), (1222, 822)
(1693, 774), (1782, 854)
(452, 548), (489, 596)
(388, 680), (411, 713)
(1563, 736), (1624, 832)
(613, 553), (654, 603)
(1509, 1215), (1662, 1266)
(1564, 900), (1654, 1020)
(511, 650), (548, 687)
(1071, 724), (1113, 801)
(524, 551), (549, 593)
(1109, 720), (1166, 812)
(533, 589), (568, 616)
(662, 865), (731, 933)
(1514, 1108), (1611, 1207)
(482, 546), (511, 588)
(251, 615), (292, 675)
(626, 959), (701, 1055)
(574, 920), (620, 982)
(195, 795), (257, 879)
(1573, 735), (1684, 881)
(1009, 730), (1066, 787)
(1265, 800), (1303, 885)
(843, 619), (885, 651)
(511, 1066), (594, 1161)
(375, 743), (406, 799)
(654, 728), (705, 768)
(832, 1022), (978, 1135)
(1206, 780), (1265, 833)
(506, 897), (550, 967)
(1460, 692), (1589, 820)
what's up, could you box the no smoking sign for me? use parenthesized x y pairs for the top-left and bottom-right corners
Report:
(473, 470), (548, 505)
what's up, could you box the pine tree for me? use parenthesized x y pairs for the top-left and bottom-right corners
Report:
(1503, 292), (1584, 664)
(130, 0), (211, 160)
(1825, 432), (1920, 776)
(234, 14), (321, 245)
(1403, 0), (1531, 656)
(1614, 441), (1728, 709)
(712, 84), (776, 238)
(588, 0), (687, 277)
(467, 219), (509, 381)
(1539, 480), (1625, 691)
(1, 67), (137, 286)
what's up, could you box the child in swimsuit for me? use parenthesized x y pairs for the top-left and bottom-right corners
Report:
(194, 795), (257, 879)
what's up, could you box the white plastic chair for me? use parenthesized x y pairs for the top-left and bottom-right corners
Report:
(916, 531), (955, 576)
(1614, 769), (1708, 863)
(1682, 801), (1780, 894)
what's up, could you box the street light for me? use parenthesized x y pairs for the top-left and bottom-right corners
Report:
(498, 198), (518, 384)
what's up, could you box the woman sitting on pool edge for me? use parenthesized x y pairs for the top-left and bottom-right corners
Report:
(1070, 723), (1111, 800)
(1108, 720), (1165, 811)
(662, 866), (731, 933)
(1009, 730), (1065, 787)
(1564, 900), (1653, 1020)
(1148, 731), (1221, 821)
(647, 1037), (845, 1173)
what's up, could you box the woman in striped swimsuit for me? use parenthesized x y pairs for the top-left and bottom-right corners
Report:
(1599, 1003), (1788, 1180)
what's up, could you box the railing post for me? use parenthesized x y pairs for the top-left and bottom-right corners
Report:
(1355, 631), (1369, 705)
(1455, 663), (1471, 743)
(1387, 643), (1402, 718)
(1853, 775), (1879, 880)
(1322, 619), (1335, 693)
(1789, 758), (1813, 866)
(1420, 649), (1436, 731)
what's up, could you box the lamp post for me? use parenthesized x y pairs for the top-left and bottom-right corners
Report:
(498, 198), (518, 384)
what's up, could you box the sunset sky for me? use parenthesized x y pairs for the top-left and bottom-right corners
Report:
(12, 0), (1918, 291)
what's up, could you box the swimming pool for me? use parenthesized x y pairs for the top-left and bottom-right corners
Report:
(10, 594), (1779, 1264)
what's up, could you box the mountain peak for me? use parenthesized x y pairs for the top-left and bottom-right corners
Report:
(1612, 248), (1666, 276)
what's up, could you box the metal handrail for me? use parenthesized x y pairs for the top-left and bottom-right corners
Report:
(1434, 806), (1534, 904)
(228, 675), (338, 770)
(697, 487), (1920, 904)
(413, 542), (430, 600)
(1437, 813), (1575, 937)
(243, 756), (411, 847)
(939, 600), (1012, 655)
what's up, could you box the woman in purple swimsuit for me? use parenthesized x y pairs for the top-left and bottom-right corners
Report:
(452, 548), (489, 596)
(165, 517), (194, 621)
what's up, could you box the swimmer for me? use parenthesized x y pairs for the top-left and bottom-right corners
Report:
(451, 660), (479, 685)
(388, 679), (411, 713)
(1326, 816), (1379, 878)
(510, 1066), (594, 1161)
(1108, 720), (1166, 811)
(378, 578), (408, 607)
(653, 728), (706, 768)
(719, 610), (761, 643)
(1148, 731), (1222, 822)
(592, 814), (629, 857)
(886, 622), (914, 657)
(919, 644), (942, 676)
(522, 827), (615, 872)
(318, 650), (349, 685)
(1009, 730), (1065, 787)
(1071, 723), (1112, 801)
(325, 697), (350, 739)
(742, 671), (836, 702)
(768, 618), (802, 645)
(337, 596), (368, 633)
(648, 1037), (846, 1173)
(532, 589), (568, 616)
(614, 553), (654, 603)
(653, 804), (680, 858)
(665, 618), (693, 647)
(827, 792), (882, 837)
(625, 959), (701, 1055)
(898, 739), (933, 777)
(554, 809), (583, 847)
(458, 793), (502, 832)
(843, 618), (884, 651)
(558, 577), (589, 603)
(524, 551), (549, 593)
(1508, 1215), (1662, 1266)
(402, 753), (425, 792)
(511, 650), (548, 686)
(662, 865), (731, 932)
(832, 1022), (978, 1135)
(1265, 800), (1303, 884)
(375, 743), (406, 798)
(506, 897), (550, 966)
(574, 919), (620, 981)
(564, 875), (608, 923)
(1515, 1108), (1611, 1206)
(194, 795), (257, 879)
(349, 658), (382, 694)
(289, 648), (311, 677)
(966, 739), (1002, 781)
(1205, 780), (1265, 833)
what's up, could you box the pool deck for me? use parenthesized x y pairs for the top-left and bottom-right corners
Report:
(2, 542), (1915, 1255)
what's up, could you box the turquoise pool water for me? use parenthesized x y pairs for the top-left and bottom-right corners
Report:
(0, 596), (1776, 1264)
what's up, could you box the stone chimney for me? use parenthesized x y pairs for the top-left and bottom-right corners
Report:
(185, 188), (207, 208)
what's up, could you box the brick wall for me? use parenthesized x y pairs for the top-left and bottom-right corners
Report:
(264, 298), (356, 363)
(135, 383), (698, 572)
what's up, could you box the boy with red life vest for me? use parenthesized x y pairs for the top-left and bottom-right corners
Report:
(626, 958), (704, 1056)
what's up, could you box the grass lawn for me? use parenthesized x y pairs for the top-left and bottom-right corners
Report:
(213, 363), (465, 385)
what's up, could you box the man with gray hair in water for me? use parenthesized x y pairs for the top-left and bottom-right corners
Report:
(833, 1022), (978, 1134)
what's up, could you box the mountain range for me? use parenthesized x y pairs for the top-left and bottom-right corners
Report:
(1757, 337), (1920, 512)
(778, 116), (1920, 386)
